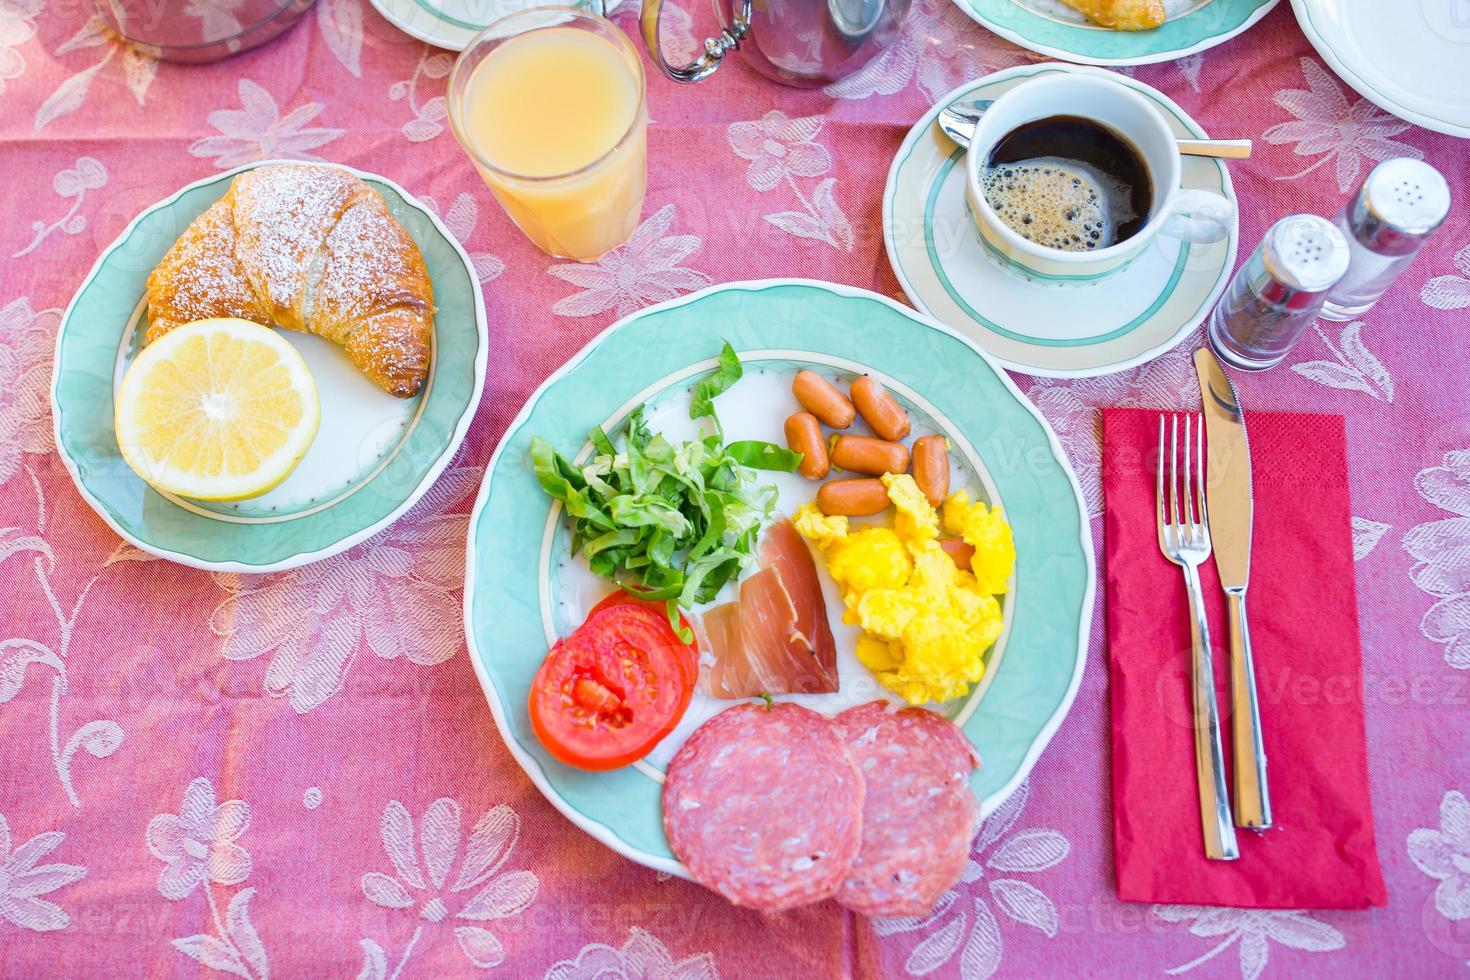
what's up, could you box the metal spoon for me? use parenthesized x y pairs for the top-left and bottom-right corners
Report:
(937, 99), (1253, 159)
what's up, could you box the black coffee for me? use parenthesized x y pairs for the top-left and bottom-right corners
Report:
(981, 115), (1152, 252)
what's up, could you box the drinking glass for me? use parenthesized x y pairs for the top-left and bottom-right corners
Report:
(447, 8), (648, 261)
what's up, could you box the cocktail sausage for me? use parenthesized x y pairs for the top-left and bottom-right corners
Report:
(939, 538), (975, 571)
(785, 412), (830, 480)
(816, 478), (890, 517)
(850, 376), (910, 442)
(911, 435), (950, 507)
(792, 370), (856, 429)
(831, 436), (910, 477)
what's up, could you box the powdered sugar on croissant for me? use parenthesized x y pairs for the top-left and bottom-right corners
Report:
(145, 164), (435, 399)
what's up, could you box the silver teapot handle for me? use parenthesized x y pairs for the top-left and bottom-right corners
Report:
(639, 0), (752, 83)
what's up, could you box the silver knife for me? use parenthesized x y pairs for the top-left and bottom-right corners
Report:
(1194, 348), (1271, 831)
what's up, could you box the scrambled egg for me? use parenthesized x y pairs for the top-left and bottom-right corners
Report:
(793, 474), (1016, 706)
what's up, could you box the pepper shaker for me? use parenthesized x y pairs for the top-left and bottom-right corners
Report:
(1207, 215), (1351, 372)
(1320, 158), (1452, 320)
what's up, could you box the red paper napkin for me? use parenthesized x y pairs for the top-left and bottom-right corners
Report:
(1102, 407), (1387, 908)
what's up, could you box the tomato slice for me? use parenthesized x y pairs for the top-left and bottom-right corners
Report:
(587, 591), (698, 688)
(530, 604), (694, 770)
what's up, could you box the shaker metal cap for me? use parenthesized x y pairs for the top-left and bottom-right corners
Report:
(1352, 158), (1453, 254)
(1251, 214), (1351, 309)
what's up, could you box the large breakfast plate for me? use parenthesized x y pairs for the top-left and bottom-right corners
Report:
(1291, 0), (1470, 139)
(464, 279), (1094, 877)
(51, 160), (488, 572)
(953, 0), (1279, 66)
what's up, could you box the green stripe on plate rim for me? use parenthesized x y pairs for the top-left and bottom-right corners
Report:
(411, 0), (599, 33)
(886, 63), (1234, 367)
(935, 148), (1190, 345)
(50, 161), (487, 572)
(463, 279), (1094, 877)
(959, 0), (1279, 65)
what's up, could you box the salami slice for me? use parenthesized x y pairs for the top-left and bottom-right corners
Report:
(834, 701), (981, 916)
(662, 702), (864, 911)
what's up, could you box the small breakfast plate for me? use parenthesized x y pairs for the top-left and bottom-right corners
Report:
(51, 160), (488, 573)
(1291, 0), (1470, 139)
(885, 63), (1238, 378)
(463, 279), (1094, 878)
(368, 0), (622, 50)
(953, 0), (1279, 66)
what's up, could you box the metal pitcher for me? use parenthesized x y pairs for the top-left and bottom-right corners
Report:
(640, 0), (911, 88)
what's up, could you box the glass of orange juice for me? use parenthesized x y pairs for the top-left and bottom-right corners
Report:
(447, 8), (648, 262)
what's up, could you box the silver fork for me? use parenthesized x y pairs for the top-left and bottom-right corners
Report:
(1157, 414), (1239, 861)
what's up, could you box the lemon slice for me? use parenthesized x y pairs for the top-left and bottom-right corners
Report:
(115, 318), (321, 501)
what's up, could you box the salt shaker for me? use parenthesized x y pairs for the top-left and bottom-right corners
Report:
(1320, 158), (1452, 320)
(1207, 214), (1351, 372)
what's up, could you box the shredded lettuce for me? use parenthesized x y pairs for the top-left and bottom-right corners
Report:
(529, 344), (801, 635)
(689, 340), (743, 431)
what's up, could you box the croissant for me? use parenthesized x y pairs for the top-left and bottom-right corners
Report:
(145, 164), (435, 399)
(1058, 0), (1165, 30)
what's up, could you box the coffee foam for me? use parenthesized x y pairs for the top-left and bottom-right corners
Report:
(980, 156), (1138, 252)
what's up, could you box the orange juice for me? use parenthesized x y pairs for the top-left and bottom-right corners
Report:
(450, 19), (647, 261)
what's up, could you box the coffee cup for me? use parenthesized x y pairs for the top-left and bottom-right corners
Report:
(962, 72), (1234, 284)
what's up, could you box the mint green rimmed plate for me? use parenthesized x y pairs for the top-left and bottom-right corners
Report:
(368, 0), (620, 50)
(958, 0), (1278, 66)
(51, 160), (488, 573)
(886, 64), (1238, 378)
(463, 279), (1093, 878)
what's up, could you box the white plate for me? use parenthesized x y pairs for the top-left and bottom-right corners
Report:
(1291, 0), (1470, 139)
(368, 0), (622, 50)
(884, 64), (1238, 378)
(950, 0), (1279, 67)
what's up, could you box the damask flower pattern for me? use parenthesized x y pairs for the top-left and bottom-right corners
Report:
(873, 780), (1069, 978)
(33, 15), (157, 133)
(421, 192), (505, 283)
(0, 0), (42, 97)
(728, 111), (852, 251)
(1153, 907), (1345, 979)
(547, 204), (711, 318)
(360, 798), (539, 974)
(146, 778), (269, 978)
(0, 812), (86, 932)
(1422, 243), (1470, 311)
(12, 156), (108, 259)
(189, 78), (344, 168)
(1263, 57), (1422, 194)
(209, 466), (478, 713)
(1404, 450), (1470, 669)
(317, 0), (363, 77)
(0, 298), (56, 488)
(1409, 789), (1470, 924)
(728, 111), (831, 192)
(1352, 517), (1390, 561)
(146, 777), (252, 900)
(1026, 342), (1201, 517)
(825, 0), (1032, 103)
(1289, 321), (1394, 402)
(545, 927), (718, 980)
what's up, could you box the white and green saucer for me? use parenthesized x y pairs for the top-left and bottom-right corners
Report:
(885, 63), (1238, 379)
(51, 161), (488, 573)
(369, 0), (621, 50)
(954, 0), (1279, 66)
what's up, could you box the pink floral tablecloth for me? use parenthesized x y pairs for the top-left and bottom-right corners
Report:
(2, 1), (1469, 976)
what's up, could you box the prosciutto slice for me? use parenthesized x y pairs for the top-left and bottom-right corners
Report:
(704, 520), (838, 698)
